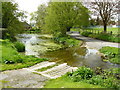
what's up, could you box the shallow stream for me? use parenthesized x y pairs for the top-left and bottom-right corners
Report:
(17, 34), (119, 69)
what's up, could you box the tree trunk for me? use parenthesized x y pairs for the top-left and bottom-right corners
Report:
(103, 24), (107, 33)
(67, 27), (72, 32)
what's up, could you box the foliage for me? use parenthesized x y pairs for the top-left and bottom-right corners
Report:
(66, 66), (120, 88)
(44, 74), (103, 88)
(14, 41), (25, 52)
(67, 66), (93, 82)
(81, 30), (120, 43)
(2, 1), (26, 39)
(99, 46), (120, 64)
(95, 33), (111, 41)
(54, 36), (80, 47)
(81, 31), (92, 37)
(44, 2), (89, 37)
(30, 4), (47, 31)
(87, 75), (120, 88)
(90, 1), (118, 32)
(0, 39), (48, 71)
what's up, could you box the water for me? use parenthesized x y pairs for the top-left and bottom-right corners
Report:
(17, 34), (119, 69)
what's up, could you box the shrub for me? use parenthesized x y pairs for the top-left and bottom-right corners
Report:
(87, 75), (120, 88)
(54, 36), (80, 47)
(68, 66), (93, 82)
(87, 75), (104, 85)
(81, 31), (92, 37)
(14, 41), (25, 52)
(95, 33), (111, 41)
(99, 46), (119, 64)
(88, 34), (98, 38)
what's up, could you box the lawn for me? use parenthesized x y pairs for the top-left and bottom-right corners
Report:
(71, 27), (119, 34)
(83, 27), (119, 34)
(44, 75), (103, 88)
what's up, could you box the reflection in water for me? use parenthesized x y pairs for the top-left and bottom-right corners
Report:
(17, 34), (119, 69)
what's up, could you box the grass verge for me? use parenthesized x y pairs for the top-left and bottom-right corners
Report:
(44, 66), (120, 88)
(36, 64), (59, 72)
(44, 74), (103, 88)
(99, 46), (120, 64)
(0, 39), (48, 71)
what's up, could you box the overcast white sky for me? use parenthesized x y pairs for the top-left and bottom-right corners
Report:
(14, 0), (118, 23)
(15, 0), (49, 23)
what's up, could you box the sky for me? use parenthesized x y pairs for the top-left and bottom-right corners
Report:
(15, 0), (49, 23)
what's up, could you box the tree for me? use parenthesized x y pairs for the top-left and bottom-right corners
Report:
(44, 2), (89, 37)
(36, 4), (47, 29)
(30, 12), (37, 27)
(90, 0), (118, 32)
(30, 4), (47, 30)
(2, 1), (27, 39)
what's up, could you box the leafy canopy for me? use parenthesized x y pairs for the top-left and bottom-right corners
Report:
(44, 2), (89, 37)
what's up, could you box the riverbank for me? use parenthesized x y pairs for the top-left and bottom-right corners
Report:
(68, 32), (120, 65)
(1, 34), (82, 71)
(17, 34), (82, 57)
(0, 39), (48, 71)
(1, 33), (119, 88)
(68, 32), (120, 50)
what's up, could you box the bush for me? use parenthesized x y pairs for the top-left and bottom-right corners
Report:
(14, 41), (25, 52)
(99, 46), (120, 64)
(88, 34), (98, 38)
(68, 66), (93, 82)
(54, 36), (80, 47)
(87, 75), (120, 88)
(95, 33), (111, 41)
(87, 75), (104, 85)
(81, 31), (92, 37)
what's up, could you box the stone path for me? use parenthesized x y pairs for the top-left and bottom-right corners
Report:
(0, 61), (77, 88)
(68, 32), (120, 50)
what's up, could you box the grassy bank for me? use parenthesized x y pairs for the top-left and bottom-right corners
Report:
(81, 31), (120, 43)
(44, 74), (103, 88)
(44, 66), (120, 88)
(0, 39), (48, 71)
(71, 27), (120, 43)
(84, 27), (119, 34)
(99, 46), (120, 64)
(54, 35), (82, 48)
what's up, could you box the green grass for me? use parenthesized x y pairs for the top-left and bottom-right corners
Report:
(0, 39), (48, 71)
(70, 27), (119, 34)
(85, 27), (119, 34)
(36, 64), (59, 72)
(44, 75), (104, 88)
(99, 46), (120, 64)
(0, 80), (13, 88)
(46, 66), (120, 88)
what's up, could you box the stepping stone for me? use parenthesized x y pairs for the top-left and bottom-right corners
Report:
(24, 61), (56, 71)
(35, 63), (78, 79)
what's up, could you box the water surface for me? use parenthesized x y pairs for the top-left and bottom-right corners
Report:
(17, 34), (119, 69)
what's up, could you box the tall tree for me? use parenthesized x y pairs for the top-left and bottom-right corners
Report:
(2, 1), (27, 38)
(36, 4), (47, 29)
(30, 4), (47, 31)
(90, 0), (118, 32)
(44, 2), (89, 37)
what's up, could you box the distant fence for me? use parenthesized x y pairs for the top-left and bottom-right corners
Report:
(82, 29), (114, 35)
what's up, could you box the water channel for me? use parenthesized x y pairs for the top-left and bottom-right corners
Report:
(17, 34), (119, 70)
